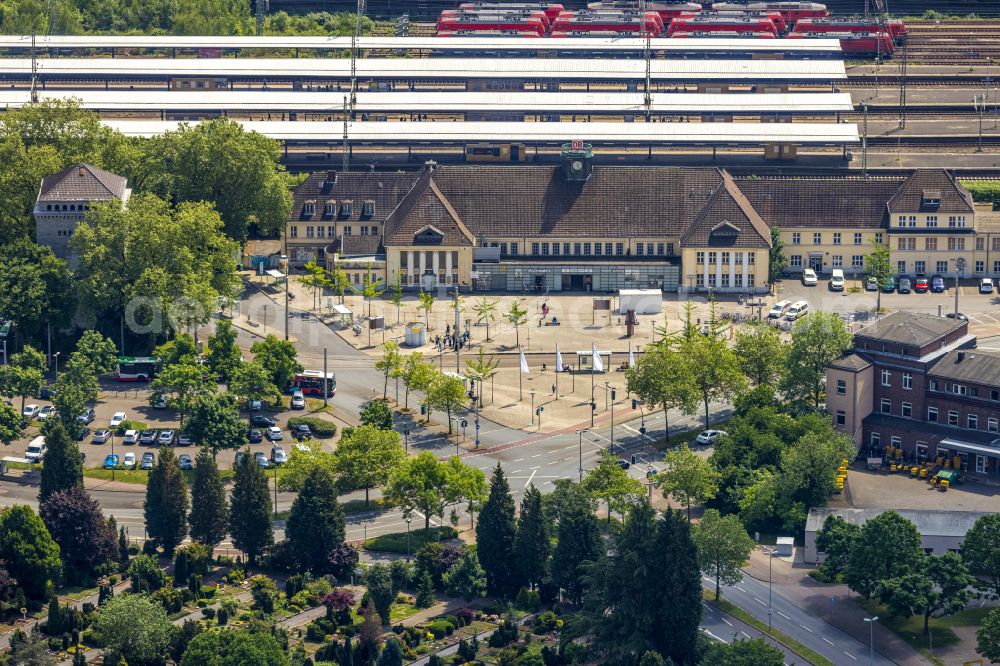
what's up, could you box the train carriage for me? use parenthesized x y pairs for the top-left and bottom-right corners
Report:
(458, 2), (566, 22)
(788, 30), (894, 55)
(668, 14), (778, 36)
(587, 1), (702, 20)
(711, 2), (827, 26)
(792, 17), (906, 44)
(437, 13), (549, 35)
(552, 10), (665, 36)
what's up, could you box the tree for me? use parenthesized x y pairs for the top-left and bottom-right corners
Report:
(250, 335), (303, 393)
(229, 450), (273, 567)
(551, 483), (602, 605)
(473, 298), (499, 341)
(417, 290), (435, 329)
(51, 356), (99, 437)
(359, 598), (383, 659)
(4, 345), (46, 413)
(188, 448), (229, 548)
(844, 511), (923, 599)
(384, 452), (483, 530)
(702, 638), (785, 666)
(465, 348), (499, 408)
(277, 440), (338, 493)
(770, 429), (856, 531)
(72, 330), (118, 376)
(93, 594), (172, 666)
(781, 311), (854, 408)
(180, 630), (290, 666)
(360, 399), (394, 431)
(128, 553), (166, 593)
(299, 259), (328, 312)
(655, 509), (703, 664)
(978, 607), (1000, 662)
(962, 513), (1000, 599)
(399, 352), (435, 410)
(582, 451), (645, 522)
(514, 484), (550, 589)
(504, 300), (528, 349)
(656, 444), (720, 520)
(38, 420), (83, 503)
(814, 514), (861, 581)
(39, 486), (116, 584)
(733, 321), (786, 387)
(415, 570), (436, 608)
(625, 340), (698, 437)
(360, 264), (384, 320)
(183, 392), (246, 455)
(692, 509), (754, 601)
(444, 550), (487, 601)
(679, 318), (747, 430)
(374, 341), (402, 401)
(333, 425), (404, 507)
(864, 235), (893, 310)
(150, 361), (207, 425)
(0, 400), (22, 446)
(366, 563), (394, 625)
(72, 195), (241, 333)
(477, 464), (518, 597)
(877, 552), (976, 634)
(376, 637), (403, 666)
(286, 467), (346, 575)
(230, 359), (281, 407)
(389, 278), (403, 325)
(138, 118), (292, 241)
(0, 505), (61, 599)
(425, 372), (467, 435)
(205, 320), (242, 384)
(144, 446), (189, 555)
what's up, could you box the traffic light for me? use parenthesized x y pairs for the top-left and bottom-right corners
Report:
(611, 389), (617, 401)
(590, 402), (597, 411)
(630, 454), (636, 465)
(631, 399), (638, 410)
(420, 404), (426, 415)
(461, 419), (468, 429)
(639, 425), (646, 435)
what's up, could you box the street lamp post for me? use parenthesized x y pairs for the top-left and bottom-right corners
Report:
(406, 517), (412, 561)
(404, 428), (410, 453)
(609, 386), (616, 453)
(762, 546), (775, 631)
(110, 430), (115, 482)
(864, 616), (879, 666)
(954, 258), (966, 316)
(576, 429), (585, 482)
(530, 391), (536, 425)
(273, 463), (278, 518)
(53, 351), (60, 383)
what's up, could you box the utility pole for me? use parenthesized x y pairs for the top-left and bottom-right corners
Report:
(453, 286), (461, 373)
(898, 37), (907, 130)
(255, 0), (267, 36)
(975, 94), (986, 153)
(862, 102), (868, 178)
(342, 96), (350, 173)
(29, 30), (38, 104)
(640, 0), (651, 121)
(351, 0), (365, 112)
(323, 347), (328, 407)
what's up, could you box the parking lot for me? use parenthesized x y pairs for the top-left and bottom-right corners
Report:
(11, 385), (339, 472)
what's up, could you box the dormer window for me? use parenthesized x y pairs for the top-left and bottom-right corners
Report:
(303, 200), (316, 217)
(363, 200), (375, 217)
(324, 200), (336, 216)
(921, 189), (941, 209)
(340, 200), (353, 217)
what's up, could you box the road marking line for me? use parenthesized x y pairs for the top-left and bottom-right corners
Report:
(722, 618), (732, 627)
(531, 466), (541, 471)
(754, 597), (767, 606)
(741, 631), (751, 640)
(799, 625), (814, 633)
(702, 629), (728, 644)
(524, 469), (537, 488)
(777, 611), (790, 620)
(844, 652), (857, 660)
(514, 458), (524, 462)
(511, 469), (523, 474)
(736, 587), (746, 593)
(822, 638), (834, 646)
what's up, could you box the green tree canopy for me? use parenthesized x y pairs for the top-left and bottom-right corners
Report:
(39, 486), (117, 584)
(205, 320), (243, 385)
(877, 551), (977, 635)
(183, 392), (247, 455)
(733, 321), (786, 387)
(0, 505), (62, 599)
(514, 484), (551, 590)
(1, 344), (46, 413)
(425, 372), (468, 434)
(150, 361), (209, 426)
(144, 446), (189, 555)
(180, 629), (290, 666)
(692, 509), (754, 601)
(0, 243), (74, 348)
(188, 448), (229, 549)
(333, 425), (404, 507)
(961, 513), (1000, 599)
(277, 439), (338, 493)
(550, 482), (602, 606)
(768, 226), (787, 285)
(229, 452), (273, 567)
(399, 352), (435, 410)
(38, 419), (83, 503)
(249, 335), (302, 394)
(625, 340), (698, 436)
(93, 594), (173, 666)
(360, 399), (394, 431)
(286, 466), (346, 575)
(582, 451), (645, 522)
(229, 359), (281, 406)
(780, 311), (853, 408)
(444, 550), (487, 601)
(678, 307), (748, 429)
(814, 514), (861, 581)
(978, 607), (1000, 663)
(844, 511), (923, 599)
(384, 452), (484, 530)
(656, 444), (719, 520)
(702, 638), (785, 666)
(476, 464), (518, 598)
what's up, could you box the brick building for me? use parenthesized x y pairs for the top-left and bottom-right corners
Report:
(827, 311), (1000, 484)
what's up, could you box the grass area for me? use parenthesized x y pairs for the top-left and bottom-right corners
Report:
(84, 466), (241, 486)
(287, 415), (337, 438)
(340, 497), (387, 515)
(5, 461), (38, 471)
(854, 598), (985, 664)
(389, 601), (421, 623)
(363, 526), (458, 554)
(704, 591), (834, 666)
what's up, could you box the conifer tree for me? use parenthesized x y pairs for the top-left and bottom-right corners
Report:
(38, 420), (83, 503)
(551, 483), (602, 605)
(188, 448), (229, 548)
(654, 509), (702, 664)
(286, 467), (346, 574)
(143, 447), (189, 555)
(514, 484), (550, 590)
(476, 463), (517, 597)
(228, 451), (273, 568)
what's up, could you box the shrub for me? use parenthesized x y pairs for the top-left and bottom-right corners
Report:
(365, 527), (458, 555)
(287, 416), (337, 438)
(441, 615), (459, 629)
(249, 575), (280, 614)
(515, 587), (540, 612)
(115, 420), (146, 435)
(201, 607), (216, 620)
(426, 620), (451, 639)
(306, 621), (327, 642)
(533, 611), (559, 634)
(128, 553), (166, 593)
(216, 607), (229, 625)
(290, 589), (316, 609)
(455, 608), (474, 626)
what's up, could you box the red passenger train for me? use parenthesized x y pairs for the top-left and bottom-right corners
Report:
(709, 9), (786, 32)
(667, 14), (778, 36)
(552, 10), (665, 36)
(792, 17), (906, 43)
(788, 30), (895, 55)
(437, 10), (549, 35)
(711, 2), (827, 26)
(457, 2), (566, 22)
(671, 30), (775, 38)
(587, 1), (702, 20)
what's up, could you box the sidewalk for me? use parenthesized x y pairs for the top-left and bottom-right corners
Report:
(741, 548), (925, 666)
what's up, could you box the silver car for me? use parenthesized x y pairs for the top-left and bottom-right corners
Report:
(92, 429), (111, 444)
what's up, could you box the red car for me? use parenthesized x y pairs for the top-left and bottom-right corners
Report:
(914, 277), (930, 293)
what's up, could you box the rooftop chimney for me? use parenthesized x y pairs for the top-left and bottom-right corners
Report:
(957, 351), (966, 362)
(78, 166), (86, 176)
(321, 170), (337, 193)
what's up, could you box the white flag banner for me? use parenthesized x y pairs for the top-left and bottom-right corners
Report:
(519, 347), (530, 374)
(555, 345), (564, 372)
(591, 343), (604, 373)
(628, 343), (636, 369)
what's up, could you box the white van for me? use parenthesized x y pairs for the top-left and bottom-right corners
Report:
(25, 436), (46, 463)
(830, 269), (845, 291)
(784, 301), (809, 321)
(768, 300), (791, 319)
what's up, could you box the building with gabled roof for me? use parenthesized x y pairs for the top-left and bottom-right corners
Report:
(34, 163), (131, 260)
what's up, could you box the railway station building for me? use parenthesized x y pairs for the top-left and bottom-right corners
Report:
(285, 161), (996, 295)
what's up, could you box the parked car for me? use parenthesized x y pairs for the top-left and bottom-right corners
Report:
(250, 400), (262, 412)
(158, 430), (175, 446)
(695, 429), (728, 446)
(139, 430), (158, 445)
(616, 458), (630, 470)
(123, 452), (136, 469)
(880, 276), (896, 292)
(248, 428), (263, 444)
(291, 394), (306, 410)
(103, 454), (120, 469)
(177, 433), (192, 446)
(140, 452), (155, 470)
(292, 424), (312, 441)
(914, 277), (929, 293)
(801, 268), (818, 286)
(266, 426), (283, 442)
(931, 274), (946, 293)
(25, 436), (46, 462)
(123, 429), (139, 445)
(898, 277), (912, 294)
(152, 395), (167, 409)
(75, 427), (91, 442)
(946, 312), (969, 322)
(254, 451), (270, 468)
(271, 446), (287, 465)
(235, 451), (247, 467)
(22, 404), (40, 419)
(110, 411), (127, 428)
(77, 407), (96, 425)
(251, 415), (276, 428)
(864, 276), (879, 291)
(37, 405), (56, 421)
(178, 454), (193, 470)
(38, 386), (52, 400)
(829, 269), (845, 292)
(768, 300), (791, 319)
(92, 429), (111, 444)
(980, 278), (994, 294)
